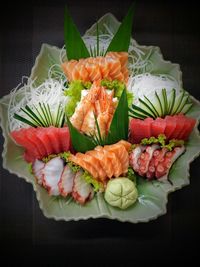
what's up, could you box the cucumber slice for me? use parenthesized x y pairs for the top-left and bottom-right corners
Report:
(161, 88), (168, 115)
(176, 95), (189, 114)
(181, 103), (193, 114)
(143, 95), (160, 117)
(129, 111), (146, 119)
(130, 104), (154, 118)
(171, 91), (185, 115)
(168, 88), (176, 114)
(155, 91), (163, 117)
(138, 98), (157, 118)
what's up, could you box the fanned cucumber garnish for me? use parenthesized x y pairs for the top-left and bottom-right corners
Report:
(14, 103), (65, 128)
(129, 88), (193, 119)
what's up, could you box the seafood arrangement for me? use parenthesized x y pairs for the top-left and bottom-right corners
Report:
(0, 4), (200, 222)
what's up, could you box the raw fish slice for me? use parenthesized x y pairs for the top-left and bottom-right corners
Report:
(42, 157), (64, 195)
(93, 147), (114, 178)
(58, 165), (75, 197)
(170, 115), (186, 139)
(99, 57), (110, 78)
(106, 150), (123, 177)
(179, 117), (196, 140)
(72, 170), (94, 204)
(26, 128), (48, 156)
(24, 151), (36, 163)
(164, 116), (176, 139)
(32, 159), (45, 185)
(104, 143), (129, 174)
(117, 140), (132, 151)
(69, 154), (99, 179)
(46, 128), (61, 154)
(76, 152), (107, 181)
(86, 150), (112, 181)
(58, 127), (71, 152)
(151, 118), (166, 138)
(35, 128), (54, 155)
(11, 128), (41, 159)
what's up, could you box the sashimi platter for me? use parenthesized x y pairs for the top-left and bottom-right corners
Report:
(0, 4), (200, 223)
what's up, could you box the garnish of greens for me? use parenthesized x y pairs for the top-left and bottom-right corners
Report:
(14, 103), (65, 128)
(64, 80), (92, 117)
(64, 2), (135, 61)
(129, 88), (193, 119)
(140, 134), (184, 151)
(67, 89), (128, 152)
(101, 79), (133, 106)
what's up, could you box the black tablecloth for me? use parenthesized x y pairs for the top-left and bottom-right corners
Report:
(0, 0), (200, 265)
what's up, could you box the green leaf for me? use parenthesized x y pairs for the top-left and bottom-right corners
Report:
(64, 6), (90, 60)
(106, 89), (128, 144)
(66, 116), (96, 153)
(106, 2), (135, 53)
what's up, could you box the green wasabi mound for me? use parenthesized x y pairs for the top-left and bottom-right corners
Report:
(104, 178), (138, 209)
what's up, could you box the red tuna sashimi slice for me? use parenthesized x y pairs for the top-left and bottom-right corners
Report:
(151, 118), (166, 138)
(24, 150), (36, 163)
(180, 117), (196, 140)
(11, 128), (41, 159)
(169, 114), (186, 139)
(129, 118), (153, 143)
(25, 128), (48, 157)
(58, 127), (71, 152)
(164, 116), (177, 140)
(35, 128), (54, 155)
(46, 127), (62, 154)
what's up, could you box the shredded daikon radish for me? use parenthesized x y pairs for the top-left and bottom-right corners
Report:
(8, 78), (68, 131)
(127, 73), (181, 106)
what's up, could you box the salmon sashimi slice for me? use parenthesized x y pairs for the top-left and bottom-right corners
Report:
(69, 141), (130, 181)
(85, 150), (107, 180)
(103, 150), (123, 177)
(62, 60), (78, 81)
(62, 52), (129, 83)
(104, 143), (129, 174)
(76, 152), (107, 181)
(69, 154), (99, 179)
(117, 140), (132, 151)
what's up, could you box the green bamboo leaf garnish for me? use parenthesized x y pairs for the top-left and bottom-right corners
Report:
(106, 89), (128, 144)
(106, 2), (135, 53)
(66, 116), (96, 153)
(64, 6), (90, 60)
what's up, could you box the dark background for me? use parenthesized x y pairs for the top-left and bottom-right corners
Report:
(0, 0), (200, 265)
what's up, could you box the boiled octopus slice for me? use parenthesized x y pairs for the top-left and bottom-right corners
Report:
(129, 145), (185, 180)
